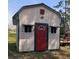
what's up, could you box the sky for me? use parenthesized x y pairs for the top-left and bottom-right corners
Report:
(8, 0), (64, 25)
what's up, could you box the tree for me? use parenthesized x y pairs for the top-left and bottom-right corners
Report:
(54, 0), (70, 35)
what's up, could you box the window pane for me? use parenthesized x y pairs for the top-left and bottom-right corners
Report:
(51, 27), (57, 33)
(40, 9), (45, 15)
(24, 25), (32, 32)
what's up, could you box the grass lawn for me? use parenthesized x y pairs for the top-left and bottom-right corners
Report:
(8, 32), (16, 43)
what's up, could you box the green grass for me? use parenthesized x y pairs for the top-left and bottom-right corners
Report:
(8, 32), (16, 43)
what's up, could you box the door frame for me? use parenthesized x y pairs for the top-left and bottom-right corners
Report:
(34, 23), (48, 51)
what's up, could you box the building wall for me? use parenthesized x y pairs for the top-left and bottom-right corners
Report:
(18, 6), (61, 51)
(19, 6), (60, 26)
(19, 26), (34, 51)
(48, 27), (60, 49)
(16, 24), (19, 49)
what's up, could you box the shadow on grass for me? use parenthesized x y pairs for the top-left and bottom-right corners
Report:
(8, 43), (69, 59)
(8, 43), (17, 53)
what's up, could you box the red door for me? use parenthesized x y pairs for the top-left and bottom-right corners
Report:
(35, 23), (48, 51)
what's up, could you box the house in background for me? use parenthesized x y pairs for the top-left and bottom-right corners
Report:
(13, 3), (61, 52)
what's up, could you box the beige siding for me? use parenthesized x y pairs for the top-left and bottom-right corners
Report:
(18, 6), (60, 51)
(19, 6), (60, 26)
(48, 27), (60, 49)
(19, 25), (34, 51)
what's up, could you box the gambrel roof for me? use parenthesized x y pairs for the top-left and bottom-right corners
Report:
(13, 3), (61, 25)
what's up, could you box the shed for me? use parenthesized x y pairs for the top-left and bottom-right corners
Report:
(13, 3), (61, 52)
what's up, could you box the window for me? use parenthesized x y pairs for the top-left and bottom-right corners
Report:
(40, 9), (45, 15)
(51, 27), (57, 33)
(24, 25), (32, 32)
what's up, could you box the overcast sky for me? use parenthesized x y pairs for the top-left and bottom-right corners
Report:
(8, 0), (64, 25)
